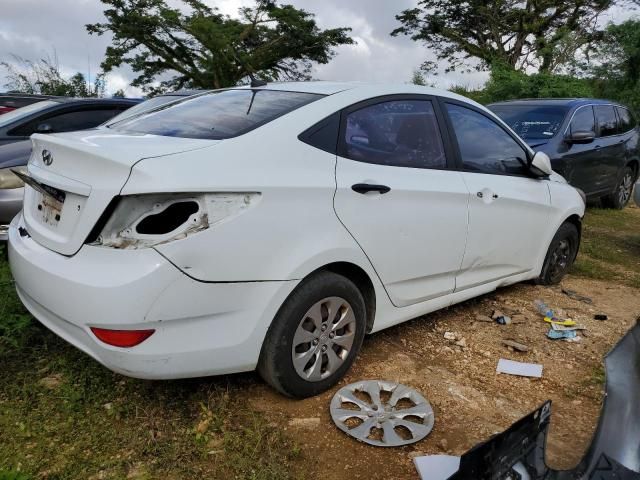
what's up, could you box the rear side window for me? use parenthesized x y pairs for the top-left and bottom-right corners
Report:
(616, 107), (636, 133)
(446, 103), (529, 176)
(594, 105), (618, 137)
(570, 106), (596, 134)
(110, 89), (322, 140)
(342, 99), (447, 169)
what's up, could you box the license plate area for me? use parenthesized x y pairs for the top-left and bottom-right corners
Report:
(37, 185), (66, 225)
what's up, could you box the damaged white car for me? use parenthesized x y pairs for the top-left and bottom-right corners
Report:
(8, 82), (585, 398)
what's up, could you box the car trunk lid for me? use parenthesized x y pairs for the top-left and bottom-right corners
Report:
(22, 131), (215, 255)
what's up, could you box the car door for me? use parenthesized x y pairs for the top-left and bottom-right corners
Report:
(561, 105), (601, 195)
(440, 101), (552, 291)
(594, 105), (626, 193)
(333, 96), (470, 308)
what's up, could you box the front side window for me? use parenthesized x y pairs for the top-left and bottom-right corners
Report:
(594, 105), (618, 137)
(489, 104), (567, 140)
(110, 89), (322, 140)
(616, 107), (636, 133)
(343, 99), (446, 169)
(570, 106), (596, 134)
(446, 103), (529, 176)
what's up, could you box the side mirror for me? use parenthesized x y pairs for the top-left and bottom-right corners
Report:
(567, 130), (595, 144)
(530, 151), (553, 176)
(35, 123), (53, 134)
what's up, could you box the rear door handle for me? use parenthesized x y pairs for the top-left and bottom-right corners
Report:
(351, 183), (391, 194)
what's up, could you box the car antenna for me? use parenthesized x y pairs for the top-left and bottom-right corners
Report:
(249, 74), (267, 88)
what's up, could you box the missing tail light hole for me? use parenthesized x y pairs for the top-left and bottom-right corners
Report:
(135, 201), (200, 235)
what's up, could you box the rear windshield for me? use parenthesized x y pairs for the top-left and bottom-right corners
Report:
(109, 89), (323, 140)
(489, 104), (569, 140)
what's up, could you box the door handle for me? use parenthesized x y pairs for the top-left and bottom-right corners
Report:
(351, 183), (391, 194)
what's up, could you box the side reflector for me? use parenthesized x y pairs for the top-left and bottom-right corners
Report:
(90, 327), (155, 348)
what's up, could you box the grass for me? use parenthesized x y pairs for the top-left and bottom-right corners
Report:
(0, 246), (302, 480)
(570, 205), (640, 288)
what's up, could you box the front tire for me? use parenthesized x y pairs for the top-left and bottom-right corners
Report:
(602, 166), (635, 209)
(258, 271), (366, 398)
(537, 222), (580, 285)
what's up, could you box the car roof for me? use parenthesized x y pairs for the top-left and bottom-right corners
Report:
(47, 97), (141, 106)
(488, 98), (622, 108)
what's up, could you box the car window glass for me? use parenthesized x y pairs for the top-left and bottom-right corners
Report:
(343, 99), (446, 169)
(594, 105), (618, 137)
(9, 108), (126, 136)
(489, 104), (567, 140)
(616, 107), (635, 133)
(446, 103), (529, 176)
(570, 106), (595, 134)
(111, 89), (321, 140)
(0, 100), (58, 128)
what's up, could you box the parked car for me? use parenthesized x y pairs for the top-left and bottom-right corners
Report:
(0, 97), (139, 146)
(635, 182), (640, 207)
(489, 99), (640, 209)
(0, 93), (60, 116)
(8, 82), (585, 398)
(0, 97), (140, 240)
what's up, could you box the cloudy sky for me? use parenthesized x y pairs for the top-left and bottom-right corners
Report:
(0, 0), (635, 96)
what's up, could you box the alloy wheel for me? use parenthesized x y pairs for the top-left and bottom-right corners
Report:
(618, 172), (634, 207)
(291, 296), (356, 382)
(548, 238), (572, 282)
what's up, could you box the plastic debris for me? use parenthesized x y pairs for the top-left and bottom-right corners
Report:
(497, 359), (543, 378)
(501, 339), (529, 352)
(492, 310), (512, 325)
(551, 322), (585, 331)
(534, 300), (576, 326)
(547, 329), (579, 341)
(595, 314), (608, 321)
(562, 288), (593, 304)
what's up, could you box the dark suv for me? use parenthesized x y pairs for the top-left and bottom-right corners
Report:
(489, 99), (639, 209)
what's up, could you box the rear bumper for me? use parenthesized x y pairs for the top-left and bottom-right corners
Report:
(8, 214), (298, 379)
(0, 187), (23, 240)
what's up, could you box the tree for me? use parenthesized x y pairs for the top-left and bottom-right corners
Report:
(589, 20), (640, 110)
(410, 70), (427, 85)
(392, 0), (614, 74)
(87, 0), (354, 92)
(1, 54), (106, 97)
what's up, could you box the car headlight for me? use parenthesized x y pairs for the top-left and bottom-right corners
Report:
(92, 192), (261, 249)
(0, 166), (28, 189)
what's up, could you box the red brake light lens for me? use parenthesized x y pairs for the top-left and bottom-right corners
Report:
(90, 327), (155, 348)
(0, 106), (15, 115)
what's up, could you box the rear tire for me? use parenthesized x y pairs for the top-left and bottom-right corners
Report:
(601, 166), (635, 209)
(536, 222), (580, 285)
(258, 271), (366, 398)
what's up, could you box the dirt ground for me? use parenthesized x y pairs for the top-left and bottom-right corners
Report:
(249, 275), (640, 479)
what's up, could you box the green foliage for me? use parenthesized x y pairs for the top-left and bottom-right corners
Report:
(392, 0), (614, 74)
(87, 0), (354, 92)
(589, 20), (640, 111)
(1, 54), (106, 97)
(410, 70), (428, 86)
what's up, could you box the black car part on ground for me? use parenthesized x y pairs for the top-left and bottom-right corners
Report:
(447, 319), (640, 480)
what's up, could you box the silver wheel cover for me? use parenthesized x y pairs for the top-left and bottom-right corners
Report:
(330, 380), (434, 447)
(291, 296), (357, 382)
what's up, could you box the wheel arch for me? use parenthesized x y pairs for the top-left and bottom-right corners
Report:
(626, 159), (639, 180)
(305, 262), (377, 334)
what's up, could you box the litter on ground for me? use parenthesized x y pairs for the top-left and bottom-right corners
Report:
(496, 359), (543, 378)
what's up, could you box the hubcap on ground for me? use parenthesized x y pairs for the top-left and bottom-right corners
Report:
(618, 173), (633, 206)
(291, 296), (356, 382)
(330, 380), (434, 447)
(549, 238), (572, 281)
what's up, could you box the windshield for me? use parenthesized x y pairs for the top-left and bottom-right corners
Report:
(110, 89), (323, 140)
(0, 100), (59, 127)
(489, 104), (568, 140)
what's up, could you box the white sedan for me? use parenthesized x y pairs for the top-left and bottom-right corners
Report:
(8, 82), (585, 398)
